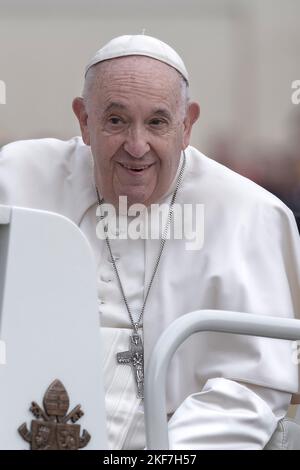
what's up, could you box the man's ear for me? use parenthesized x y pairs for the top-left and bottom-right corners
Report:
(182, 102), (200, 149)
(72, 97), (90, 145)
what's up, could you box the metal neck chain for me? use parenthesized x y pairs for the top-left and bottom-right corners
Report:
(96, 152), (186, 334)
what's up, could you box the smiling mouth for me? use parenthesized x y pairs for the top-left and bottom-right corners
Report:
(117, 162), (155, 172)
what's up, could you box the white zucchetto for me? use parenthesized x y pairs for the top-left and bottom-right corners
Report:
(85, 34), (189, 83)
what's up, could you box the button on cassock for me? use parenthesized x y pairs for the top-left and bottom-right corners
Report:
(100, 273), (112, 282)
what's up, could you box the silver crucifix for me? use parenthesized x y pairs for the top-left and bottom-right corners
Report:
(117, 333), (144, 399)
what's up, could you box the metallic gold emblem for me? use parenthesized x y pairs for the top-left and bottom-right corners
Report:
(18, 379), (91, 450)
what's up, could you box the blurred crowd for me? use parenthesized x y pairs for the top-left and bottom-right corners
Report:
(209, 109), (300, 233)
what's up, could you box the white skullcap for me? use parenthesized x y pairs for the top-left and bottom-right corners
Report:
(85, 34), (189, 83)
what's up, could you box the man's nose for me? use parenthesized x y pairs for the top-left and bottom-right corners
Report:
(123, 126), (150, 158)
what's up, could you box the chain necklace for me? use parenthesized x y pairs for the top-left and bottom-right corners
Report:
(96, 152), (186, 399)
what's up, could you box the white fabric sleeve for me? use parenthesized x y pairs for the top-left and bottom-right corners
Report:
(167, 377), (291, 450)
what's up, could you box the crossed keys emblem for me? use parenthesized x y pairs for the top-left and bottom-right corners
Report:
(18, 379), (91, 450)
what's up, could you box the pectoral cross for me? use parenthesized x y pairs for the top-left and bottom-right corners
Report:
(117, 333), (144, 399)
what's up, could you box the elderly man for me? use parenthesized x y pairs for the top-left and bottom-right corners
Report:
(0, 35), (300, 450)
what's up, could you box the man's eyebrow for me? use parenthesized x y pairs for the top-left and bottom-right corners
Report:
(104, 102), (127, 113)
(103, 103), (172, 120)
(151, 108), (172, 120)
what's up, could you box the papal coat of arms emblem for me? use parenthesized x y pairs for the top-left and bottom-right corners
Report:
(18, 379), (91, 450)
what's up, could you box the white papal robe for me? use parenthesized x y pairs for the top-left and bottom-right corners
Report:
(1, 136), (300, 450)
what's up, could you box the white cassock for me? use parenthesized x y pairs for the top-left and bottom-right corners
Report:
(1, 136), (300, 450)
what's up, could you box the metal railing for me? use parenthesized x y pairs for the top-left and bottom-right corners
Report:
(144, 310), (300, 449)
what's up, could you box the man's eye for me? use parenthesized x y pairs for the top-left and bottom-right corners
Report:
(109, 116), (123, 125)
(149, 118), (167, 126)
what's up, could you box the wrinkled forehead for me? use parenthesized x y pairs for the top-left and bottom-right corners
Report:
(86, 55), (184, 102)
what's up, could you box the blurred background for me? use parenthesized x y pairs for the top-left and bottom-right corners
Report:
(0, 0), (300, 228)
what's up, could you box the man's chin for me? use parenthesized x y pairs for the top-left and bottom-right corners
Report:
(122, 194), (151, 208)
(114, 188), (156, 209)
